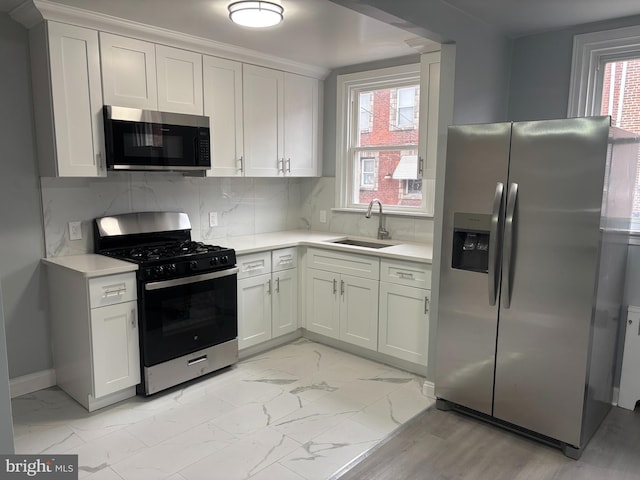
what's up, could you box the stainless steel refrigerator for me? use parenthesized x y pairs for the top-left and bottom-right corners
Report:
(435, 116), (638, 458)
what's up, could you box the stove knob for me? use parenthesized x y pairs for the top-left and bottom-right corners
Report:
(189, 261), (198, 271)
(210, 257), (219, 266)
(220, 256), (228, 264)
(155, 266), (164, 277)
(167, 263), (177, 274)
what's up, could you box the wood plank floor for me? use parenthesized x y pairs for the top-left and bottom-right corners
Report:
(335, 405), (640, 480)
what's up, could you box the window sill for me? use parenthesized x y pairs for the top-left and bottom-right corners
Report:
(331, 207), (433, 219)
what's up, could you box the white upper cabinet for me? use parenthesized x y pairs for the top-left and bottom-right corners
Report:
(156, 45), (203, 115)
(284, 72), (320, 176)
(203, 56), (244, 176)
(30, 21), (105, 177)
(100, 33), (158, 110)
(100, 34), (203, 115)
(243, 64), (284, 177)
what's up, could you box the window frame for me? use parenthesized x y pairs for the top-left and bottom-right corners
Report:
(335, 63), (425, 214)
(395, 86), (417, 129)
(568, 25), (640, 232)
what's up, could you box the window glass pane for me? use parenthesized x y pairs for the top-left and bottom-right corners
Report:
(357, 85), (419, 147)
(359, 92), (372, 132)
(600, 58), (640, 221)
(352, 149), (421, 207)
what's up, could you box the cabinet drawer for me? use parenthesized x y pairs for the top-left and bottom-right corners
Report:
(89, 273), (137, 308)
(380, 259), (431, 289)
(307, 247), (379, 280)
(237, 251), (271, 279)
(272, 247), (297, 272)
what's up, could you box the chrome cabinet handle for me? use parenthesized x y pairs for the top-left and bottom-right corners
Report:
(397, 272), (414, 279)
(267, 279), (272, 295)
(238, 156), (244, 173)
(188, 355), (207, 366)
(333, 278), (337, 294)
(276, 277), (280, 293)
(131, 308), (136, 329)
(278, 158), (284, 173)
(503, 182), (518, 309)
(286, 158), (291, 173)
(488, 182), (504, 306)
(424, 297), (429, 314)
(340, 280), (345, 296)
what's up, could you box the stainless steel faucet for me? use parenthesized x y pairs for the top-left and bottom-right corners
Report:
(365, 198), (390, 240)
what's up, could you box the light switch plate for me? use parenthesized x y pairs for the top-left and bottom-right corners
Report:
(319, 210), (327, 223)
(68, 221), (82, 240)
(209, 212), (218, 227)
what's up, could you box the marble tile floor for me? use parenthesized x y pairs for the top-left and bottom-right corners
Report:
(12, 339), (434, 480)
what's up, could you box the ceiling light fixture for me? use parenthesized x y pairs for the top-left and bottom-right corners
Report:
(228, 1), (284, 28)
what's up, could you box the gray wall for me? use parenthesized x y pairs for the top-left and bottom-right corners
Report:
(509, 14), (640, 121)
(0, 13), (50, 379)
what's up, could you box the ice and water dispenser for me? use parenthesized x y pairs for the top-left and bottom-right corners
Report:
(451, 212), (491, 273)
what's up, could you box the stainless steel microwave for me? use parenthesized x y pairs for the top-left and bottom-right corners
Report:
(103, 106), (211, 172)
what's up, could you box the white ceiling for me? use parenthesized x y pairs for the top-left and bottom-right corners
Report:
(3, 0), (640, 69)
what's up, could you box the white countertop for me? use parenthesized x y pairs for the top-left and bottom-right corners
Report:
(224, 230), (433, 263)
(41, 231), (432, 276)
(42, 254), (138, 278)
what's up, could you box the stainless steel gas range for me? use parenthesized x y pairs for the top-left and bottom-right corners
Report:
(94, 211), (238, 395)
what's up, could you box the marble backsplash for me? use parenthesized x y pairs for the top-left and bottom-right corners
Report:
(40, 174), (432, 258)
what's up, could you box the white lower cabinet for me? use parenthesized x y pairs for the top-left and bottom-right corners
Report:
(378, 282), (430, 365)
(237, 248), (298, 350)
(378, 258), (431, 365)
(43, 263), (141, 411)
(305, 248), (380, 351)
(90, 301), (140, 398)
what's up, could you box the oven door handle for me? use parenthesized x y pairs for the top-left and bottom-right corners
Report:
(144, 267), (239, 291)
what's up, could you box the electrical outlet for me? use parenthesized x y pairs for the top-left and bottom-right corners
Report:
(319, 210), (327, 223)
(68, 221), (82, 241)
(209, 212), (218, 227)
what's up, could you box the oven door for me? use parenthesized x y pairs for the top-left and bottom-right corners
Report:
(140, 267), (238, 367)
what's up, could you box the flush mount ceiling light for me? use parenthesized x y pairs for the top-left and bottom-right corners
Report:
(228, 1), (284, 28)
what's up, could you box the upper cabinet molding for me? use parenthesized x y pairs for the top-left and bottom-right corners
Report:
(10, 0), (329, 80)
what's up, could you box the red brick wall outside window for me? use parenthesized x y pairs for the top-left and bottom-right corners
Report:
(355, 86), (421, 207)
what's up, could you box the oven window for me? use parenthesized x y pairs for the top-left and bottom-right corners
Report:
(140, 273), (237, 366)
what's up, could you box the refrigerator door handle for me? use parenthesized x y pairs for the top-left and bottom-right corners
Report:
(488, 182), (504, 306)
(503, 182), (519, 309)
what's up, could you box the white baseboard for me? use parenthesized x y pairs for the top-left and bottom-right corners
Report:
(422, 380), (435, 398)
(10, 369), (56, 398)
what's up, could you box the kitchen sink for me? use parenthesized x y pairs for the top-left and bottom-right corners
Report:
(329, 238), (395, 249)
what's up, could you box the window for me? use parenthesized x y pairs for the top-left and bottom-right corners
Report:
(396, 87), (416, 128)
(569, 25), (640, 228)
(359, 92), (373, 133)
(360, 157), (376, 188)
(336, 64), (425, 213)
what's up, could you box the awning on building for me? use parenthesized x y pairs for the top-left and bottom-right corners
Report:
(392, 155), (418, 179)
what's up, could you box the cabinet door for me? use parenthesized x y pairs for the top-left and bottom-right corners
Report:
(238, 274), (272, 349)
(46, 22), (104, 177)
(340, 274), (379, 351)
(378, 283), (429, 365)
(100, 33), (158, 109)
(90, 301), (140, 398)
(305, 268), (340, 339)
(284, 73), (319, 176)
(243, 65), (284, 176)
(156, 45), (203, 115)
(203, 56), (244, 176)
(272, 269), (298, 337)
